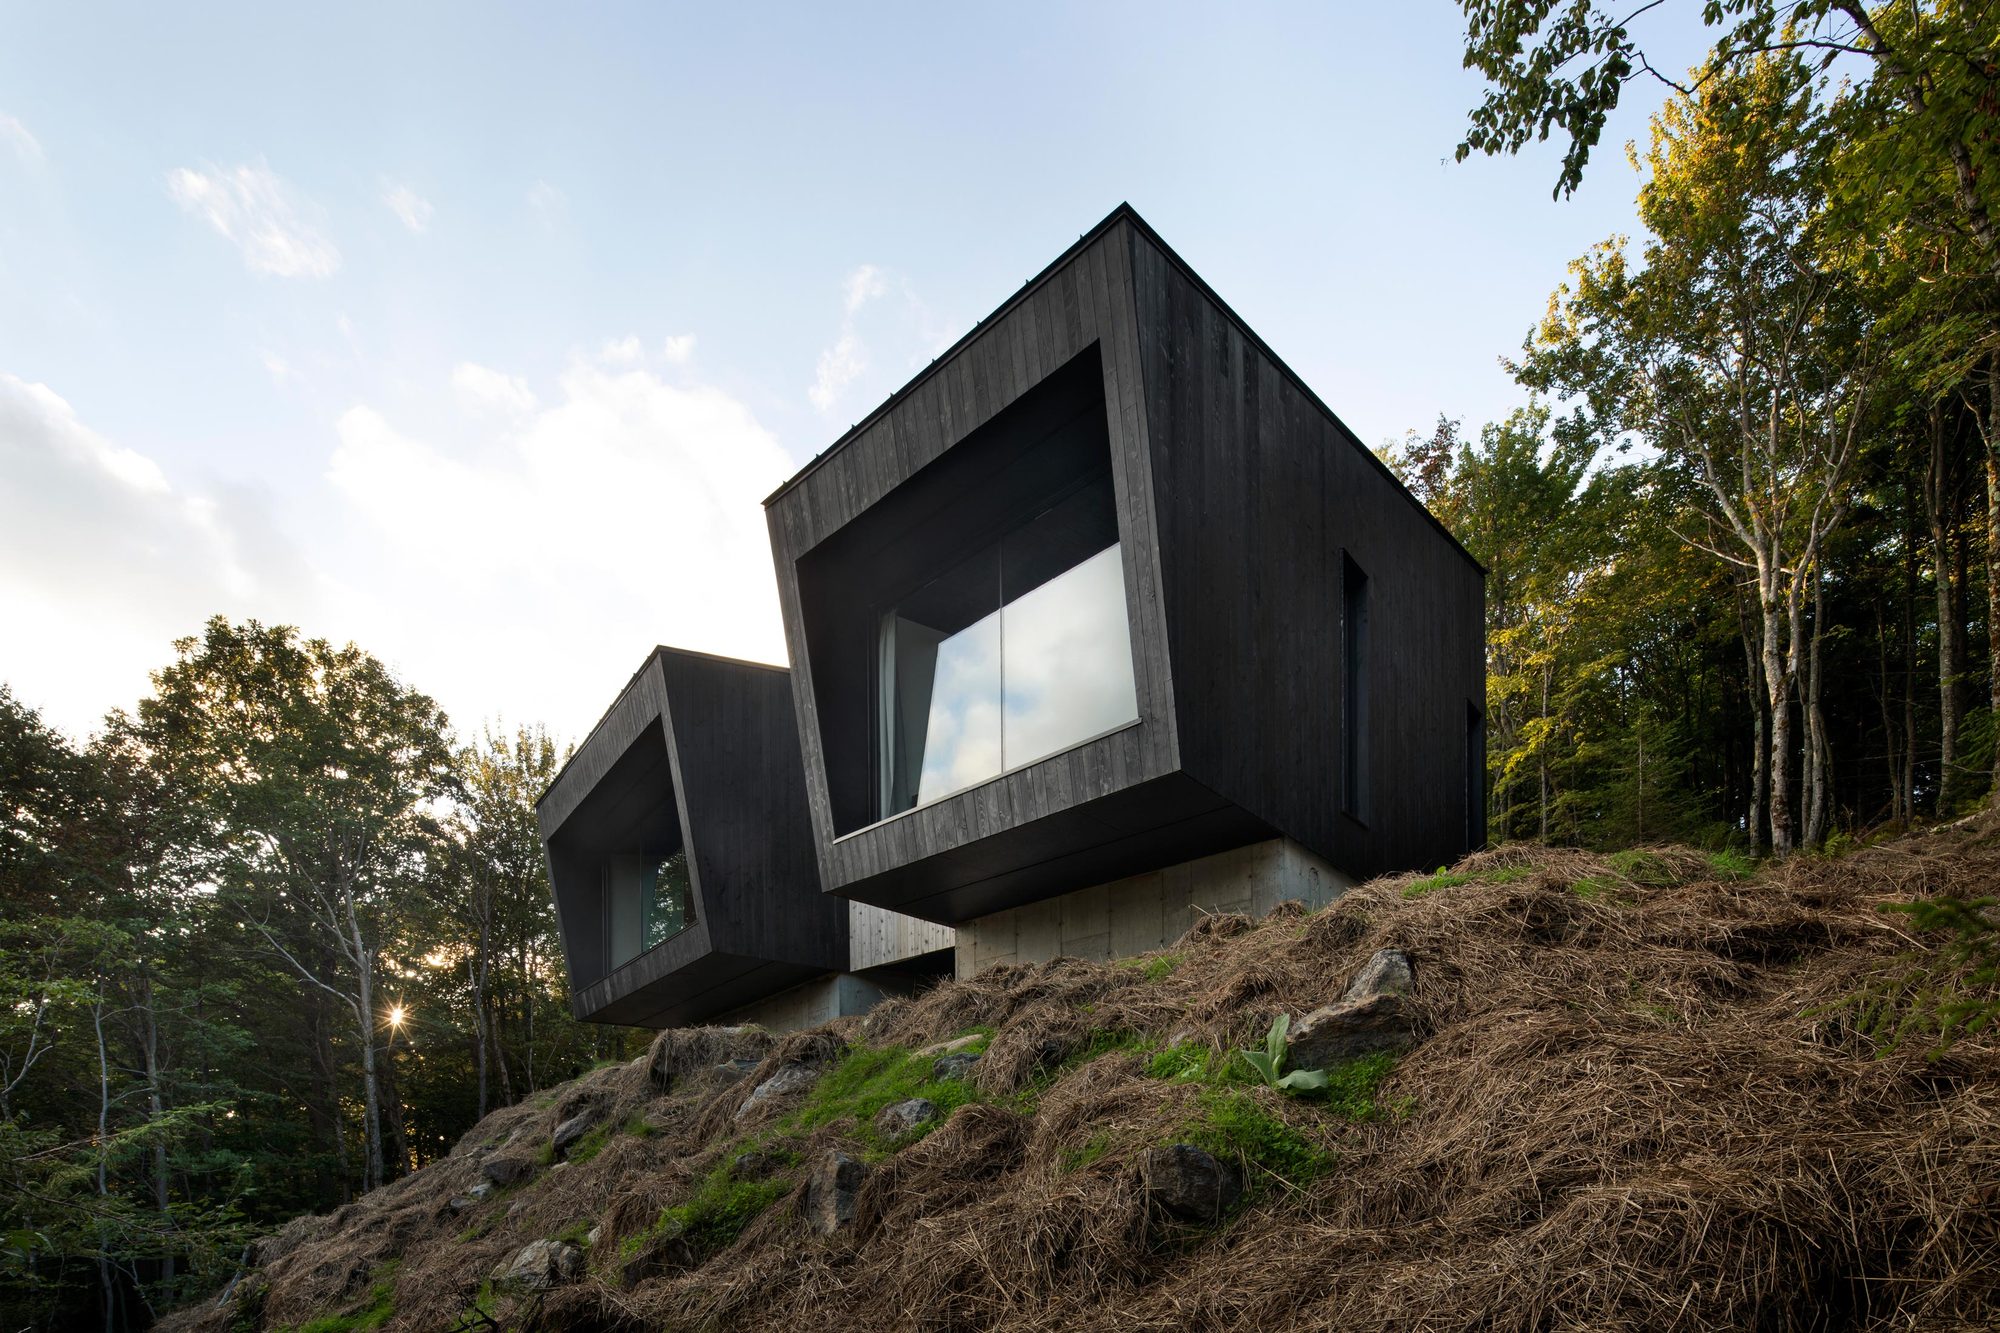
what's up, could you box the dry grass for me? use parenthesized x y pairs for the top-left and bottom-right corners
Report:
(164, 825), (2000, 1333)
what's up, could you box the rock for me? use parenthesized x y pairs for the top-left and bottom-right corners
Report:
(620, 1218), (694, 1287)
(736, 1063), (818, 1119)
(730, 1150), (773, 1180)
(1286, 992), (1416, 1068)
(467, 1179), (496, 1202)
(873, 1097), (937, 1138)
(491, 1238), (584, 1292)
(586, 1223), (603, 1248)
(712, 1058), (762, 1084)
(932, 1052), (981, 1082)
(1141, 1144), (1242, 1223)
(551, 1110), (598, 1160)
(447, 1194), (479, 1213)
(804, 1150), (869, 1236)
(915, 1034), (983, 1059)
(480, 1155), (535, 1189)
(1343, 948), (1414, 1001)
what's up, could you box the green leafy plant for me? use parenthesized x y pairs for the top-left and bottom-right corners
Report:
(1238, 1014), (1329, 1095)
(1851, 895), (2000, 1055)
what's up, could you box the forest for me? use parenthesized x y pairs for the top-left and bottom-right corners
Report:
(1, 0), (1997, 1327)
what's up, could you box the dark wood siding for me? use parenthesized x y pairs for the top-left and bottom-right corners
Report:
(1128, 223), (1485, 880)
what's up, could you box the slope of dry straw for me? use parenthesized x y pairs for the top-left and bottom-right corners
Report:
(166, 825), (2000, 1333)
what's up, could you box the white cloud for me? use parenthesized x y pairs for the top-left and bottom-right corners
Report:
(1, 114), (43, 165)
(382, 183), (434, 234)
(451, 361), (538, 417)
(167, 160), (340, 278)
(809, 264), (893, 416)
(260, 350), (294, 383)
(662, 334), (696, 364)
(598, 335), (644, 366)
(326, 358), (794, 737)
(0, 374), (312, 737)
(527, 180), (567, 227)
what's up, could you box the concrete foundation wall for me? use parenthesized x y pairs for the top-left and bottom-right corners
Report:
(954, 837), (1352, 978)
(721, 971), (904, 1032)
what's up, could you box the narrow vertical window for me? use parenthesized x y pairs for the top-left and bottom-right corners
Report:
(1467, 701), (1486, 850)
(1342, 553), (1370, 822)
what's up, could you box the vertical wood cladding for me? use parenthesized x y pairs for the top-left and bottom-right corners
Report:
(764, 205), (1486, 916)
(1127, 222), (1485, 881)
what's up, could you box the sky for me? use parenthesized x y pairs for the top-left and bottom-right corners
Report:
(0, 2), (1714, 747)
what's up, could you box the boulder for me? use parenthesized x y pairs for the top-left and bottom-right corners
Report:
(447, 1194), (479, 1213)
(712, 1058), (763, 1084)
(491, 1239), (583, 1292)
(736, 1063), (818, 1119)
(1140, 1144), (1242, 1223)
(804, 1150), (869, 1236)
(551, 1110), (598, 1160)
(873, 1097), (938, 1138)
(480, 1155), (535, 1189)
(932, 1052), (981, 1082)
(466, 1179), (496, 1202)
(1343, 948), (1414, 1001)
(586, 1223), (603, 1248)
(1285, 992), (1415, 1068)
(730, 1150), (774, 1180)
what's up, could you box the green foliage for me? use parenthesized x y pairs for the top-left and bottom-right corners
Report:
(1144, 1040), (1242, 1085)
(1139, 952), (1182, 982)
(784, 1044), (978, 1150)
(1402, 868), (1471, 899)
(1238, 1014), (1331, 1095)
(1606, 849), (1674, 886)
(1707, 849), (1755, 880)
(1058, 1132), (1115, 1174)
(1180, 1088), (1335, 1188)
(1853, 896), (2000, 1054)
(562, 1119), (619, 1165)
(629, 1166), (788, 1261)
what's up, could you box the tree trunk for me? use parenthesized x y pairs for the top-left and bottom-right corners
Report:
(1740, 595), (1768, 856)
(1929, 402), (1962, 814)
(1985, 358), (2000, 807)
(94, 988), (116, 1333)
(351, 928), (384, 1193)
(1763, 570), (1794, 857)
(1803, 565), (1831, 848)
(140, 973), (174, 1286)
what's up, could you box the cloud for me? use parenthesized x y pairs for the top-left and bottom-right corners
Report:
(260, 350), (295, 383)
(167, 160), (340, 278)
(809, 265), (891, 415)
(382, 183), (434, 234)
(806, 263), (948, 418)
(662, 334), (696, 364)
(451, 361), (538, 417)
(598, 335), (644, 366)
(843, 264), (887, 313)
(0, 374), (312, 737)
(1, 114), (42, 165)
(326, 358), (795, 738)
(527, 180), (567, 227)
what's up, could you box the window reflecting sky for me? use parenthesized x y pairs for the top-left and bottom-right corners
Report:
(909, 542), (1135, 807)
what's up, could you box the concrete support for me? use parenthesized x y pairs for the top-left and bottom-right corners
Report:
(955, 837), (1351, 978)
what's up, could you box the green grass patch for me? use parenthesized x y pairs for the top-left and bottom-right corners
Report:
(1607, 849), (1677, 886)
(1058, 1131), (1115, 1174)
(1313, 1051), (1400, 1121)
(1707, 848), (1755, 880)
(1402, 868), (1471, 899)
(1144, 1039), (1249, 1086)
(1478, 865), (1531, 884)
(1119, 951), (1182, 981)
(624, 1165), (789, 1262)
(1179, 1088), (1335, 1190)
(562, 1119), (619, 1165)
(784, 1044), (978, 1151)
(1570, 875), (1617, 901)
(289, 1263), (398, 1333)
(553, 1219), (593, 1247)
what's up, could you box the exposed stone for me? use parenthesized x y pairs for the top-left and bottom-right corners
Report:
(873, 1097), (938, 1138)
(1140, 1144), (1242, 1223)
(466, 1179), (496, 1202)
(551, 1110), (598, 1160)
(1286, 992), (1416, 1068)
(932, 1051), (981, 1082)
(506, 1199), (527, 1221)
(586, 1223), (603, 1248)
(712, 1058), (762, 1084)
(1343, 948), (1415, 1001)
(480, 1155), (535, 1189)
(736, 1063), (818, 1119)
(731, 1150), (773, 1180)
(916, 1034), (984, 1059)
(804, 1150), (869, 1236)
(447, 1194), (479, 1213)
(491, 1238), (584, 1292)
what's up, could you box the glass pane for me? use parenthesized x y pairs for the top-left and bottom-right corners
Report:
(913, 609), (1004, 804)
(643, 848), (692, 949)
(606, 857), (642, 966)
(1001, 542), (1137, 766)
(883, 543), (1003, 813)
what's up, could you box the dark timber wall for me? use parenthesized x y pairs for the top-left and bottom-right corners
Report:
(765, 205), (1485, 921)
(538, 648), (848, 1027)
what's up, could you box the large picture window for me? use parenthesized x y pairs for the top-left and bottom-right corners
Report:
(877, 473), (1137, 818)
(606, 847), (694, 967)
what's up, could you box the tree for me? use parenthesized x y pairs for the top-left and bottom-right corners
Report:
(131, 618), (459, 1192)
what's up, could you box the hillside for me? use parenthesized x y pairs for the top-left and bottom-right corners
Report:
(165, 830), (2000, 1333)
